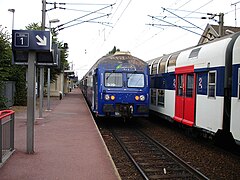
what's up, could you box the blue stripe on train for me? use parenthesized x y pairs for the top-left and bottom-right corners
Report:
(196, 67), (224, 96)
(232, 64), (240, 97)
(150, 66), (225, 96)
(150, 72), (175, 90)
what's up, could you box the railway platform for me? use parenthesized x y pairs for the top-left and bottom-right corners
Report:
(0, 88), (120, 180)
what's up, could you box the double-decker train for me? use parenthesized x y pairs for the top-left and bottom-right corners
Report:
(81, 52), (149, 119)
(147, 32), (240, 146)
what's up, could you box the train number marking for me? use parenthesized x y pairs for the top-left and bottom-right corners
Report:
(198, 77), (203, 89)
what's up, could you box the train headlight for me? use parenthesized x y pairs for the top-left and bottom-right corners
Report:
(135, 96), (140, 101)
(104, 94), (110, 101)
(110, 95), (115, 100)
(140, 95), (145, 101)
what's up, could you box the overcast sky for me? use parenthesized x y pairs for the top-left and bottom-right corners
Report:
(1, 0), (239, 78)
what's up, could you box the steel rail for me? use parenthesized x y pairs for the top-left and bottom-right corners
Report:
(109, 129), (149, 180)
(136, 129), (209, 180)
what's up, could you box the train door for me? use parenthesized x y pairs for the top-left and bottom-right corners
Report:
(174, 65), (196, 126)
(93, 73), (98, 111)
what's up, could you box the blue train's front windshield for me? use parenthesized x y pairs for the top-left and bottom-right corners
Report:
(105, 72), (123, 87)
(127, 73), (144, 88)
(104, 72), (145, 88)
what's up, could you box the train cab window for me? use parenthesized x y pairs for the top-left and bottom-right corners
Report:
(186, 74), (194, 97)
(177, 75), (183, 96)
(105, 72), (123, 87)
(157, 89), (164, 106)
(127, 73), (144, 88)
(208, 71), (216, 98)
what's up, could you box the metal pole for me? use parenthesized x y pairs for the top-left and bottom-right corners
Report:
(231, 1), (240, 27)
(0, 121), (2, 162)
(218, 13), (224, 37)
(39, 68), (44, 117)
(10, 113), (14, 150)
(8, 9), (15, 29)
(61, 73), (64, 99)
(27, 51), (36, 154)
(47, 68), (51, 110)
(39, 0), (46, 118)
(12, 10), (15, 29)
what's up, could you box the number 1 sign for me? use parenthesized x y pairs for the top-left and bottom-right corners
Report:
(15, 32), (29, 47)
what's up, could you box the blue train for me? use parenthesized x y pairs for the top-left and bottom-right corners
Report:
(81, 52), (149, 118)
(147, 32), (240, 146)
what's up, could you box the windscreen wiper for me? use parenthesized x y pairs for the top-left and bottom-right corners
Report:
(106, 70), (115, 80)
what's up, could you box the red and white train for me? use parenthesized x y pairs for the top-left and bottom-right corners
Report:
(147, 32), (240, 146)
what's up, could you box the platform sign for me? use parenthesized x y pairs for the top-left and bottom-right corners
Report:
(15, 32), (29, 48)
(12, 44), (60, 67)
(12, 30), (51, 52)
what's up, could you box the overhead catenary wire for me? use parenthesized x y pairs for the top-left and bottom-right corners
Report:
(162, 7), (204, 31)
(91, 0), (133, 58)
(146, 23), (198, 29)
(107, 0), (132, 36)
(57, 3), (115, 28)
(148, 15), (211, 41)
(134, 0), (213, 54)
(46, 2), (111, 6)
(144, 0), (214, 46)
(58, 7), (106, 15)
(58, 13), (111, 31)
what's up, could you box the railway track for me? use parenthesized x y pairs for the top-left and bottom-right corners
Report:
(110, 128), (209, 180)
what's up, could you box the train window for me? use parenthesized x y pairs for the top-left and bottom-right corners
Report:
(157, 89), (164, 106)
(189, 48), (201, 59)
(87, 76), (92, 87)
(105, 72), (123, 87)
(177, 75), (183, 96)
(208, 71), (216, 98)
(151, 60), (158, 74)
(186, 74), (194, 97)
(168, 53), (179, 67)
(127, 73), (144, 88)
(158, 56), (168, 74)
(151, 89), (157, 105)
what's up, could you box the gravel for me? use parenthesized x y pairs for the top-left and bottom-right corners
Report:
(98, 117), (240, 180)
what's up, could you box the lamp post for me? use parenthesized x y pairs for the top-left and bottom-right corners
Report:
(47, 19), (60, 111)
(8, 9), (15, 29)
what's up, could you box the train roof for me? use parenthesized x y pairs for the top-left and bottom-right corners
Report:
(147, 31), (240, 64)
(88, 52), (148, 73)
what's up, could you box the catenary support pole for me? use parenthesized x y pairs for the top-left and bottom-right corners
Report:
(39, 0), (46, 117)
(27, 51), (36, 154)
(47, 68), (51, 110)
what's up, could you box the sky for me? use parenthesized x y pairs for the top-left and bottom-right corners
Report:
(1, 0), (240, 79)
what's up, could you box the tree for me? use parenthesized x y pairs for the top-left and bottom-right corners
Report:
(107, 46), (120, 55)
(25, 22), (42, 30)
(0, 27), (15, 109)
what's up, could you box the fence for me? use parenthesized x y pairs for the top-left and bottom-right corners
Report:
(0, 110), (15, 167)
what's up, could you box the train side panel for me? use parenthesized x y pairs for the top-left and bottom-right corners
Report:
(149, 69), (176, 120)
(195, 39), (231, 133)
(231, 35), (240, 144)
(150, 89), (175, 120)
(147, 32), (240, 146)
(175, 38), (231, 132)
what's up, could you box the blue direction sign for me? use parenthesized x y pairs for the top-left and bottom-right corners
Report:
(12, 30), (51, 52)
